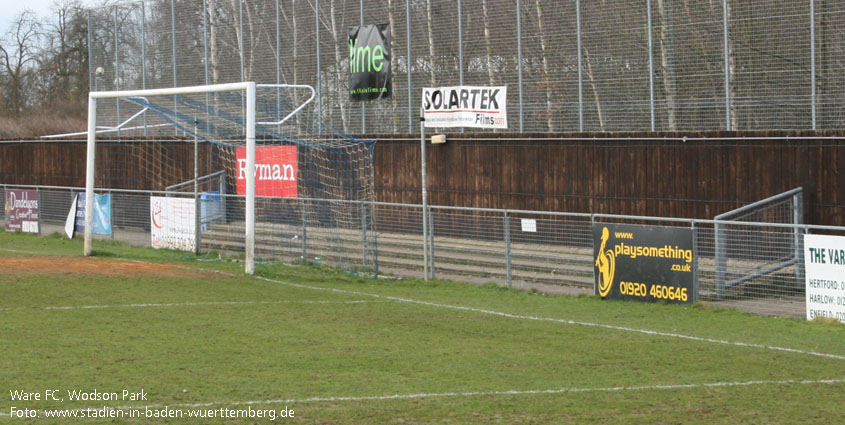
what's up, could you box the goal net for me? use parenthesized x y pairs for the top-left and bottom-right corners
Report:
(84, 83), (377, 276)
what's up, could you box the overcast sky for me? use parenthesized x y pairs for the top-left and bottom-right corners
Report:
(1, 0), (98, 37)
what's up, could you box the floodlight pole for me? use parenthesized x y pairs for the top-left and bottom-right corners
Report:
(420, 106), (428, 280)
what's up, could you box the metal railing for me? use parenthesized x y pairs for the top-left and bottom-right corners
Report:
(714, 188), (804, 299)
(5, 183), (844, 318)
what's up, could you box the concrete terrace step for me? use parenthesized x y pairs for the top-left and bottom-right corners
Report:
(200, 221), (595, 287)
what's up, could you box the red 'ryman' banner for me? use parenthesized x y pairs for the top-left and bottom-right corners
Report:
(236, 146), (298, 198)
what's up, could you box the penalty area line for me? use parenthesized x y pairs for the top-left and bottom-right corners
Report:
(0, 379), (842, 417)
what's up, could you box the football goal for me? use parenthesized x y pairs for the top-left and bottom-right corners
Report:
(84, 82), (378, 275)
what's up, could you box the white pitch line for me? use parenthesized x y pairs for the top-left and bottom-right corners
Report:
(2, 249), (843, 361)
(0, 300), (392, 312)
(251, 275), (845, 361)
(0, 248), (45, 255)
(0, 379), (841, 417)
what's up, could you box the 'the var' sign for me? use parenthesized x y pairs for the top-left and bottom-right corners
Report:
(235, 146), (298, 198)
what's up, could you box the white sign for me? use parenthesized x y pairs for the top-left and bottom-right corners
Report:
(423, 86), (507, 129)
(521, 219), (537, 233)
(804, 234), (845, 323)
(150, 196), (196, 252)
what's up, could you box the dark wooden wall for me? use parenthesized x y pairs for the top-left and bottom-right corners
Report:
(2, 131), (844, 225)
(373, 131), (845, 226)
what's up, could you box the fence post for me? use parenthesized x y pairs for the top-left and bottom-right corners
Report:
(301, 200), (308, 261)
(372, 204), (379, 278)
(361, 201), (368, 269)
(793, 190), (805, 290)
(722, 0), (732, 131)
(810, 0), (817, 129)
(715, 221), (726, 299)
(239, 0), (245, 81)
(87, 10), (94, 92)
(406, 0), (413, 133)
(505, 210), (512, 288)
(458, 0), (464, 87)
(576, 0), (584, 131)
(647, 0), (656, 131)
(171, 0), (178, 136)
(516, 0), (524, 132)
(142, 1), (148, 135)
(360, 0), (366, 132)
(194, 125), (201, 255)
(428, 207), (435, 279)
(36, 188), (42, 236)
(691, 220), (698, 303)
(316, 0), (322, 134)
(219, 171), (227, 223)
(276, 0), (281, 135)
(114, 6), (121, 135)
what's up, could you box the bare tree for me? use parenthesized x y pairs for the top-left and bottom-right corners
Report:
(533, 0), (555, 132)
(481, 0), (495, 85)
(425, 0), (436, 86)
(386, 0), (399, 132)
(37, 1), (88, 115)
(0, 10), (42, 115)
(656, 0), (677, 130)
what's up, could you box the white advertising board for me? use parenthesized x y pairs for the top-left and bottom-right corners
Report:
(423, 86), (507, 129)
(150, 196), (196, 252)
(804, 234), (845, 323)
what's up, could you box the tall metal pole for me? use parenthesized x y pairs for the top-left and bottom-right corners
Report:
(647, 0), (656, 131)
(171, 0), (178, 136)
(141, 1), (148, 135)
(239, 0), (245, 81)
(810, 0), (817, 130)
(87, 10), (94, 92)
(276, 0), (282, 134)
(194, 122), (201, 255)
(722, 0), (732, 131)
(420, 107), (428, 281)
(516, 0), (524, 132)
(406, 0), (413, 133)
(361, 0), (366, 132)
(114, 6), (120, 135)
(202, 0), (210, 133)
(576, 0), (584, 132)
(458, 0), (464, 86)
(316, 0), (322, 134)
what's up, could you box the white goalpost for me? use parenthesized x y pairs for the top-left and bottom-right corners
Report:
(84, 81), (377, 277)
(84, 82), (309, 275)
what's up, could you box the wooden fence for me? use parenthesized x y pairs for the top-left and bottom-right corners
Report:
(2, 131), (843, 225)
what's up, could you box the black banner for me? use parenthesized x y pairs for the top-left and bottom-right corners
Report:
(593, 223), (695, 304)
(349, 24), (391, 101)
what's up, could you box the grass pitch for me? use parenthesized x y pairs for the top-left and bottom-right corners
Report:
(1, 231), (843, 424)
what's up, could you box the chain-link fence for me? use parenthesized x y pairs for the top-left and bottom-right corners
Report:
(86, 0), (845, 135)
(6, 183), (844, 318)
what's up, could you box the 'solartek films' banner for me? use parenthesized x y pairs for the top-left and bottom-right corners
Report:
(235, 146), (298, 198)
(4, 189), (39, 233)
(423, 86), (507, 129)
(593, 223), (695, 304)
(804, 234), (845, 323)
(349, 23), (391, 101)
(150, 196), (196, 252)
